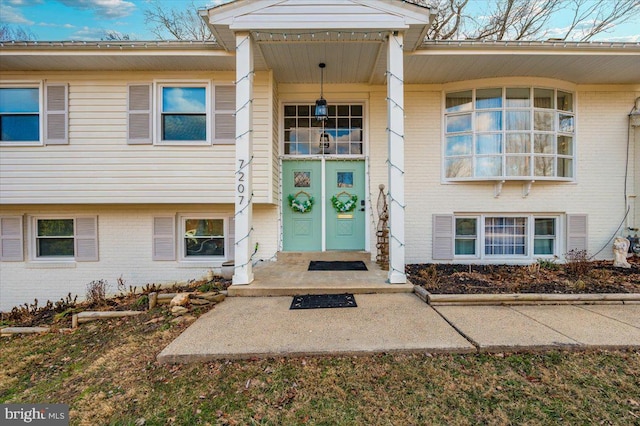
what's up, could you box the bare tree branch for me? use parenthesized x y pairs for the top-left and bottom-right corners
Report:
(144, 0), (213, 41)
(411, 0), (640, 41)
(0, 24), (36, 41)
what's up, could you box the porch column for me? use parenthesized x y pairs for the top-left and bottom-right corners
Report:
(387, 31), (406, 283)
(233, 31), (254, 285)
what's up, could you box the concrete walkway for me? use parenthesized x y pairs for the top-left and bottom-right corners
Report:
(157, 293), (640, 363)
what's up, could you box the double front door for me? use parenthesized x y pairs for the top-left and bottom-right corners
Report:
(282, 159), (366, 251)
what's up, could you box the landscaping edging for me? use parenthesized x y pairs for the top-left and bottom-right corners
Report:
(413, 285), (640, 306)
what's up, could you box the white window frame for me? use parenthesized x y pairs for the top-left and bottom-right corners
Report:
(154, 80), (211, 146)
(0, 81), (43, 147)
(179, 215), (227, 262)
(30, 216), (75, 262)
(453, 214), (560, 261)
(442, 86), (575, 182)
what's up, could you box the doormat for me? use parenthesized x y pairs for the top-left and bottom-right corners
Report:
(308, 260), (368, 271)
(290, 293), (357, 310)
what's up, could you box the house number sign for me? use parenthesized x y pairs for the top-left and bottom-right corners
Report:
(237, 158), (247, 205)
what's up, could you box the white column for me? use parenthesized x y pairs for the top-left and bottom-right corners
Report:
(233, 31), (254, 285)
(387, 31), (406, 283)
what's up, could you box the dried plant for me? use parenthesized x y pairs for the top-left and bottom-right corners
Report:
(86, 279), (109, 306)
(564, 249), (591, 277)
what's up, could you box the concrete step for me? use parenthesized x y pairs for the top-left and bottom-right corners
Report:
(228, 252), (413, 297)
(276, 251), (372, 263)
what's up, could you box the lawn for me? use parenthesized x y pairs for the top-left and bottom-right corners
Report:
(1, 304), (639, 425)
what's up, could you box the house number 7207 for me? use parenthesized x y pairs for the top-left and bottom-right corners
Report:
(237, 159), (246, 205)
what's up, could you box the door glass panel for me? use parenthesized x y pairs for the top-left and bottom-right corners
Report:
(337, 172), (353, 188)
(294, 171), (310, 187)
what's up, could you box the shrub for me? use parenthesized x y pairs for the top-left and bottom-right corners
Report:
(564, 249), (591, 277)
(86, 279), (109, 306)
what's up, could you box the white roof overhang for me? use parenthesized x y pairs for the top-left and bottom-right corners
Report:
(0, 41), (235, 72)
(407, 41), (640, 85)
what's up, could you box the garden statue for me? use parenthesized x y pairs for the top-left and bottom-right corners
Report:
(612, 237), (631, 268)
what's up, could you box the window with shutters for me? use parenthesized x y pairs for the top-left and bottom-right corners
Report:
(441, 214), (559, 259)
(0, 83), (68, 146)
(147, 82), (235, 145)
(180, 216), (226, 261)
(30, 216), (98, 261)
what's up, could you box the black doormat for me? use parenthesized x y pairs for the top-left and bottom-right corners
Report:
(290, 293), (357, 310)
(308, 260), (368, 271)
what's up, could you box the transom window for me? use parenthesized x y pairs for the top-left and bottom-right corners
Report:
(284, 104), (363, 156)
(182, 218), (225, 259)
(0, 87), (39, 143)
(444, 87), (574, 180)
(454, 215), (558, 258)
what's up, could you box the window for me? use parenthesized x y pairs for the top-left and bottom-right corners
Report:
(1, 83), (68, 146)
(284, 104), (364, 156)
(30, 216), (98, 261)
(485, 217), (527, 256)
(0, 87), (39, 142)
(452, 215), (557, 259)
(144, 82), (234, 145)
(159, 84), (208, 143)
(444, 87), (574, 180)
(37, 219), (74, 257)
(182, 217), (225, 260)
(455, 218), (477, 255)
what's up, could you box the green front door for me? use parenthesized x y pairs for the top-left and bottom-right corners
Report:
(282, 160), (322, 251)
(325, 160), (366, 250)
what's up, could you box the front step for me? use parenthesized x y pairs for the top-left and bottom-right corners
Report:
(275, 251), (372, 263)
(228, 251), (413, 297)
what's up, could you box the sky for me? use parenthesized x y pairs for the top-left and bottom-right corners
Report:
(1, 0), (638, 42)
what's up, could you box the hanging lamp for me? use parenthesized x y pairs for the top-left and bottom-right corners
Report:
(314, 63), (328, 121)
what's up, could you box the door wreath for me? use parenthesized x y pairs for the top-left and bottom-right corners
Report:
(331, 191), (358, 213)
(288, 191), (315, 213)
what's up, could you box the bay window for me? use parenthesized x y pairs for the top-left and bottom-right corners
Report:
(444, 87), (575, 180)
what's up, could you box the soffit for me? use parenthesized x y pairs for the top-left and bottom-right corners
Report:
(0, 42), (236, 72)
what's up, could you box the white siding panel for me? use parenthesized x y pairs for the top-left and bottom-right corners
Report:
(0, 71), (276, 204)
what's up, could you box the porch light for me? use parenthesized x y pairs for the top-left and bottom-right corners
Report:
(630, 97), (640, 127)
(315, 63), (328, 121)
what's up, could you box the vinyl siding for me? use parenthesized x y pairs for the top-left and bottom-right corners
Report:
(0, 71), (275, 205)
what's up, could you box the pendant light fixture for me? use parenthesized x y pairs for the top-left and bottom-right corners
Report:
(314, 62), (328, 121)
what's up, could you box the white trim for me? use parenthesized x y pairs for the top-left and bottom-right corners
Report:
(0, 81), (44, 147)
(153, 79), (212, 146)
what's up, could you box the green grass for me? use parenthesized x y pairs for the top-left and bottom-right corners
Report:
(1, 308), (639, 425)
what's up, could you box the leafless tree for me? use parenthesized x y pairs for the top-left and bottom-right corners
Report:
(102, 31), (132, 41)
(144, 0), (213, 41)
(0, 24), (36, 41)
(143, 0), (639, 42)
(412, 0), (640, 41)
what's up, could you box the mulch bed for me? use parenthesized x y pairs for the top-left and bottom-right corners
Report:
(406, 257), (640, 295)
